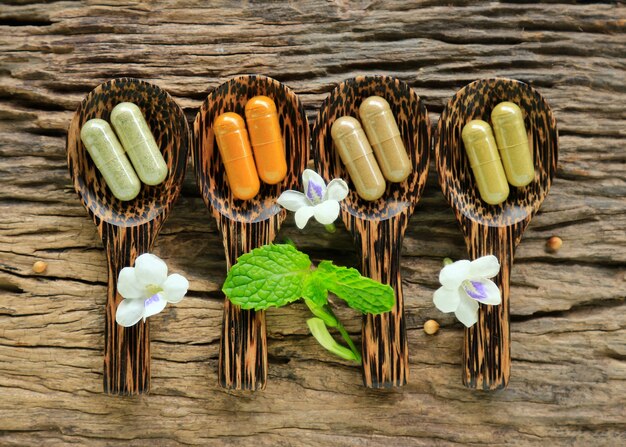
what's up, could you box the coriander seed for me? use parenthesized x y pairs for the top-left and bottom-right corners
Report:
(33, 260), (47, 273)
(424, 319), (440, 335)
(546, 236), (563, 253)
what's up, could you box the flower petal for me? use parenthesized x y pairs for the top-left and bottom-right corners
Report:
(469, 279), (501, 305)
(302, 169), (327, 204)
(143, 294), (167, 320)
(312, 200), (340, 225)
(455, 295), (479, 327)
(295, 206), (315, 229)
(462, 280), (485, 301)
(134, 253), (168, 287)
(277, 190), (310, 212)
(117, 267), (145, 299)
(115, 298), (145, 327)
(433, 286), (461, 313)
(469, 255), (500, 279)
(324, 178), (349, 202)
(439, 259), (471, 289)
(162, 273), (189, 303)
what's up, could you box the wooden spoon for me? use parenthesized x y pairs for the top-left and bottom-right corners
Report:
(66, 78), (189, 395)
(312, 76), (430, 388)
(434, 78), (558, 390)
(192, 75), (309, 390)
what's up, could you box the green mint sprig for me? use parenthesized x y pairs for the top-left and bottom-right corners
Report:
(222, 244), (310, 310)
(222, 244), (395, 363)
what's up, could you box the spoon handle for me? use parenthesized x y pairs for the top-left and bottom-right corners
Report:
(217, 216), (280, 390)
(463, 223), (518, 390)
(102, 223), (155, 395)
(351, 216), (409, 388)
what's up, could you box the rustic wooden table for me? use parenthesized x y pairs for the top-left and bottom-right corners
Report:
(1, 1), (625, 445)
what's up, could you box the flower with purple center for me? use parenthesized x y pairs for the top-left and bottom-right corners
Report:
(433, 255), (502, 327)
(115, 253), (189, 327)
(277, 169), (349, 231)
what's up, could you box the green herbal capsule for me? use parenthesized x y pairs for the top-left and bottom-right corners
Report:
(358, 96), (412, 183)
(80, 119), (141, 201)
(331, 116), (386, 201)
(461, 120), (509, 206)
(491, 101), (534, 187)
(110, 102), (168, 185)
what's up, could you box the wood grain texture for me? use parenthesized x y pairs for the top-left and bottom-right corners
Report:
(1, 1), (625, 445)
(312, 75), (430, 388)
(434, 78), (558, 389)
(66, 78), (189, 394)
(192, 75), (309, 389)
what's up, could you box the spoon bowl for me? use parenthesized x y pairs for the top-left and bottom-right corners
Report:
(435, 78), (557, 389)
(313, 75), (430, 387)
(193, 75), (308, 390)
(66, 78), (189, 394)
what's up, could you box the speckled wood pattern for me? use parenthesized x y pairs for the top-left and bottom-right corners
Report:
(312, 75), (431, 388)
(66, 78), (189, 395)
(434, 78), (558, 390)
(192, 75), (309, 390)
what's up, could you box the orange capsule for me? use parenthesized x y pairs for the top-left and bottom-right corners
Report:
(244, 96), (288, 184)
(213, 112), (260, 200)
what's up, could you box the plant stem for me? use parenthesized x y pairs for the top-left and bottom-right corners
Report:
(324, 223), (336, 233)
(336, 321), (362, 364)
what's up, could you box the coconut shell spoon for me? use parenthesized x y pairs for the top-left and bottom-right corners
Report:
(434, 78), (558, 390)
(66, 78), (189, 395)
(313, 76), (430, 388)
(192, 75), (308, 390)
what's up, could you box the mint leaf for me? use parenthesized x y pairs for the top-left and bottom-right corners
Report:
(316, 261), (395, 314)
(304, 298), (338, 328)
(222, 244), (311, 310)
(306, 318), (358, 362)
(302, 274), (339, 326)
(302, 274), (328, 307)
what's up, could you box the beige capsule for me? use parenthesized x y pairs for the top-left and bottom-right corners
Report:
(331, 116), (386, 201)
(491, 101), (534, 187)
(359, 96), (412, 182)
(461, 120), (510, 206)
(80, 118), (141, 201)
(110, 102), (168, 186)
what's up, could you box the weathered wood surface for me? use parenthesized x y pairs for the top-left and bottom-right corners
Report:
(0, 1), (625, 445)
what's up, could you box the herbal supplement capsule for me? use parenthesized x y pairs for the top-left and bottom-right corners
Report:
(331, 116), (386, 201)
(80, 119), (141, 201)
(213, 112), (260, 200)
(491, 101), (534, 187)
(110, 102), (168, 186)
(358, 96), (411, 183)
(461, 120), (510, 206)
(244, 96), (287, 184)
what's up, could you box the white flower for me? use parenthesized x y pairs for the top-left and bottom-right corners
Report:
(433, 255), (502, 327)
(277, 169), (349, 229)
(115, 253), (189, 327)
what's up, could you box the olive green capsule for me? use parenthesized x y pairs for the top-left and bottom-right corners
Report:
(331, 116), (386, 201)
(110, 102), (168, 186)
(461, 120), (510, 206)
(491, 101), (534, 187)
(359, 96), (411, 183)
(80, 119), (141, 201)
